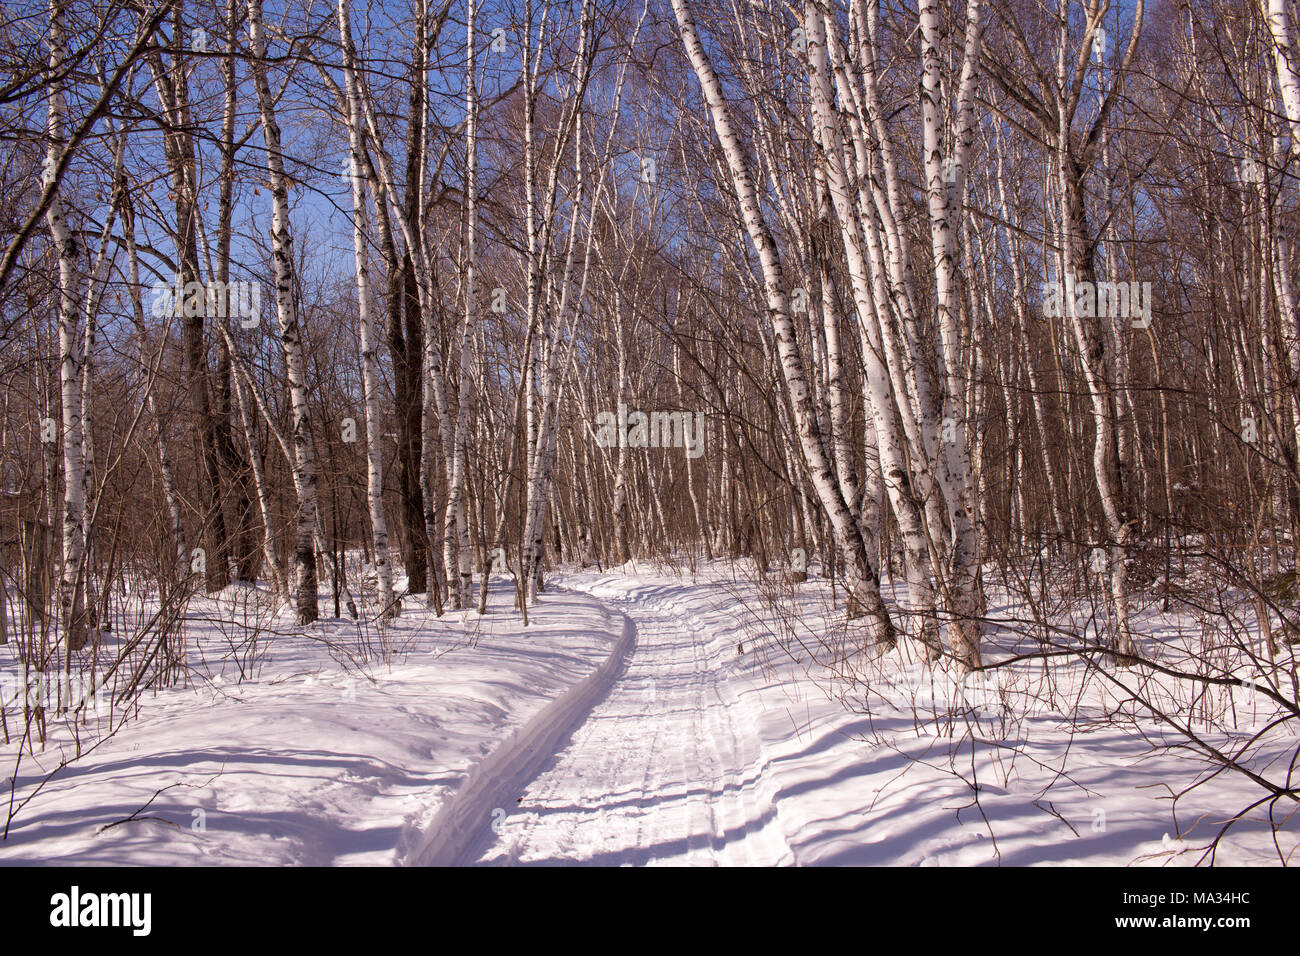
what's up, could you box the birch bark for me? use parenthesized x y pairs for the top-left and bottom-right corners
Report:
(248, 0), (319, 624)
(673, 0), (894, 643)
(46, 0), (88, 652)
(339, 0), (397, 618)
(443, 0), (480, 609)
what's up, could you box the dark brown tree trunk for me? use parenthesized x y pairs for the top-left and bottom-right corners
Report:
(387, 253), (428, 596)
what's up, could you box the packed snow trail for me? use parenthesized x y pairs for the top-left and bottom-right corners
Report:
(464, 582), (795, 865)
(3, 567), (1283, 865)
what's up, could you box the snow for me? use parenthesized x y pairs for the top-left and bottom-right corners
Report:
(0, 583), (626, 865)
(0, 565), (1292, 865)
(465, 567), (1294, 865)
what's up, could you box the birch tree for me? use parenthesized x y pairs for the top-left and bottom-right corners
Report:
(45, 0), (88, 651)
(984, 0), (1145, 661)
(339, 0), (396, 618)
(672, 0), (896, 645)
(247, 0), (319, 624)
(445, 0), (480, 610)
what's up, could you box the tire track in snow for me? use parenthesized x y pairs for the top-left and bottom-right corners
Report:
(466, 583), (793, 866)
(399, 593), (634, 867)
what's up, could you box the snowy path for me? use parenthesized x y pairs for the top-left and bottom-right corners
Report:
(5, 566), (1282, 866)
(0, 584), (631, 866)
(465, 583), (793, 865)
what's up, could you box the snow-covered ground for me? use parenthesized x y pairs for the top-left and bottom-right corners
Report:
(467, 568), (1294, 866)
(0, 583), (627, 865)
(0, 564), (1293, 865)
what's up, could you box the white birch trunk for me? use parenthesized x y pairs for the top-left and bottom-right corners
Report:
(917, 0), (985, 668)
(673, 0), (894, 643)
(806, 3), (938, 653)
(46, 0), (87, 652)
(1054, 10), (1137, 661)
(339, 0), (396, 619)
(1265, 0), (1300, 150)
(248, 0), (319, 624)
(1262, 2), (1300, 461)
(444, 0), (479, 610)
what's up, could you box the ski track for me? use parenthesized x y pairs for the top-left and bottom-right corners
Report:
(465, 583), (794, 866)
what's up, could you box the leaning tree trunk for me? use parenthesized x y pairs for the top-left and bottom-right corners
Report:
(673, 0), (894, 645)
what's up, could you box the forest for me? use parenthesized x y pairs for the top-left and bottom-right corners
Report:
(0, 0), (1297, 866)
